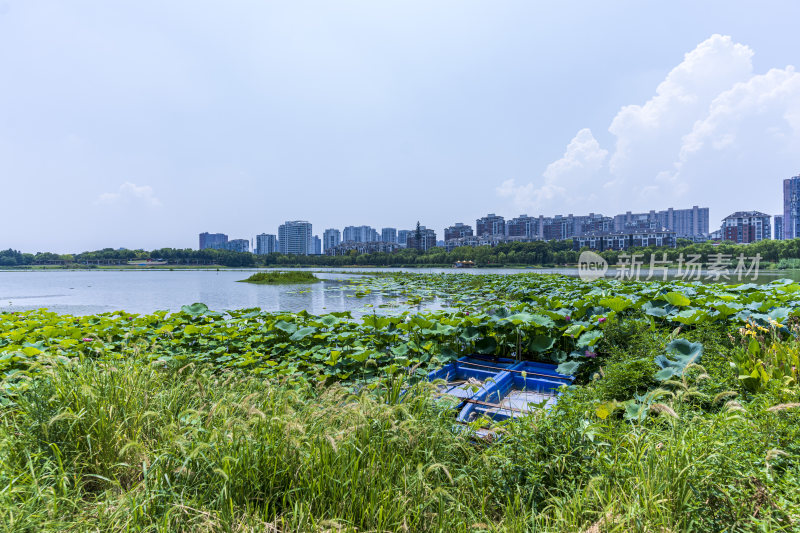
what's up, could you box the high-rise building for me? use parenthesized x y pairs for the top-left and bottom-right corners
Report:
(278, 221), (313, 255)
(783, 174), (800, 240)
(476, 214), (506, 236)
(314, 236), (321, 255)
(613, 212), (659, 232)
(667, 206), (709, 239)
(199, 232), (228, 250)
(506, 216), (538, 239)
(397, 230), (412, 247)
(255, 234), (278, 255)
(343, 225), (378, 243)
(323, 229), (341, 253)
(407, 226), (437, 251)
(381, 227), (397, 243)
(542, 215), (574, 240)
(444, 223), (473, 241)
(721, 211), (771, 243)
(613, 206), (709, 238)
(774, 215), (784, 241)
(573, 214), (613, 236)
(226, 239), (249, 253)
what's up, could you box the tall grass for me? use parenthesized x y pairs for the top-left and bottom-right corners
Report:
(776, 258), (800, 270)
(1, 359), (495, 531)
(1, 356), (799, 531)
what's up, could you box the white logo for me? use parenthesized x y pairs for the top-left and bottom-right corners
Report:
(578, 251), (608, 281)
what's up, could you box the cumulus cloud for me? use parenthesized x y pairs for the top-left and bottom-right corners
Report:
(497, 128), (607, 211)
(679, 67), (800, 159)
(96, 182), (162, 207)
(608, 34), (753, 177)
(500, 34), (800, 218)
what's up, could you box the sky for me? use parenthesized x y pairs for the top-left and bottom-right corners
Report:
(1, 1), (799, 253)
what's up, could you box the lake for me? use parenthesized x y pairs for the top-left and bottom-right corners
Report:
(0, 270), (432, 316)
(1, 267), (798, 316)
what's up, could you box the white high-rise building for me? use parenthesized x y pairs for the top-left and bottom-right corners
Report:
(255, 233), (278, 254)
(343, 225), (378, 243)
(323, 229), (341, 252)
(381, 227), (397, 243)
(278, 221), (313, 255)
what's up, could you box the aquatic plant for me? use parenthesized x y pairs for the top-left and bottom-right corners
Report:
(239, 271), (320, 284)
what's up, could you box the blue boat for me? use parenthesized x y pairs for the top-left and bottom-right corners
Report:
(427, 356), (573, 423)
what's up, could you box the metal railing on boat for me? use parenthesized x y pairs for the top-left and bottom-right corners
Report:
(454, 359), (570, 380)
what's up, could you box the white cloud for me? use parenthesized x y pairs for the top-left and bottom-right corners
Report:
(608, 34), (753, 177)
(497, 128), (607, 211)
(500, 34), (800, 219)
(679, 66), (800, 159)
(96, 182), (162, 207)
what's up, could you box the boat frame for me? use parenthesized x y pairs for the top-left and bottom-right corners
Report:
(427, 355), (573, 423)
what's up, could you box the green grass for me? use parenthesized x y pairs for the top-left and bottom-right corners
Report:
(238, 271), (321, 284)
(2, 353), (799, 532)
(4, 272), (800, 531)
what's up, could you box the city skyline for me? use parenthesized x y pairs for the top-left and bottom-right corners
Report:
(2, 3), (800, 253)
(196, 200), (770, 256)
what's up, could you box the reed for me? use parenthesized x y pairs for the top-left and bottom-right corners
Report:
(2, 355), (799, 531)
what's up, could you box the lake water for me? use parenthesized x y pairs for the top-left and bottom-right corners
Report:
(0, 270), (437, 316)
(1, 267), (798, 316)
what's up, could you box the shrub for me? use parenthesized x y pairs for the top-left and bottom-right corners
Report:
(239, 271), (320, 284)
(594, 357), (659, 401)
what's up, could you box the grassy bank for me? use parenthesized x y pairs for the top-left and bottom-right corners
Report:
(239, 271), (321, 284)
(2, 347), (799, 532)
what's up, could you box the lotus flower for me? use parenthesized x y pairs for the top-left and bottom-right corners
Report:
(598, 317), (607, 324)
(584, 350), (597, 358)
(82, 337), (93, 342)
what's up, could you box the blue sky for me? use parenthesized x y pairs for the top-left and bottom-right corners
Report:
(2, 1), (799, 252)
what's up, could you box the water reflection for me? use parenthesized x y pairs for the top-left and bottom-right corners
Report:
(0, 270), (445, 316)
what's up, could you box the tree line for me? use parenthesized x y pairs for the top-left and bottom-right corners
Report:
(3, 238), (800, 269)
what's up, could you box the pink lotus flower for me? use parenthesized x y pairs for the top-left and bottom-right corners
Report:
(564, 315), (571, 321)
(584, 350), (597, 358)
(598, 317), (607, 324)
(82, 337), (93, 342)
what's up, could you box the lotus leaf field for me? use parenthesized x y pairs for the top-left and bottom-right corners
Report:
(3, 274), (800, 389)
(2, 273), (800, 531)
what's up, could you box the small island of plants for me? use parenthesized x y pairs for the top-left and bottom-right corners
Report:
(239, 271), (320, 284)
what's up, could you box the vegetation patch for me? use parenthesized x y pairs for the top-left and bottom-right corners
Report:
(2, 272), (800, 530)
(239, 270), (320, 284)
